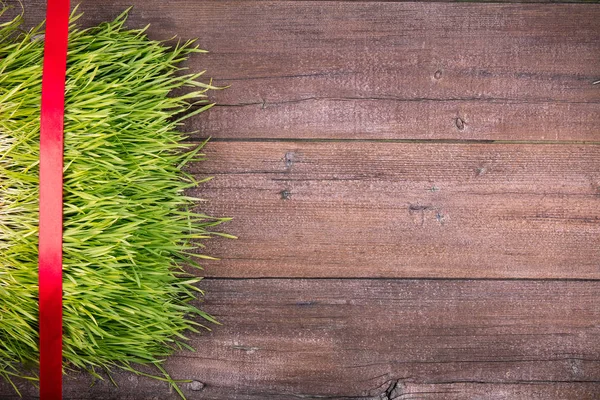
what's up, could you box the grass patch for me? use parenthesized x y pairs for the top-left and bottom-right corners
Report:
(0, 6), (230, 397)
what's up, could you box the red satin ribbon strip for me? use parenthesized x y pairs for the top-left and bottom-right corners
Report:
(39, 0), (70, 399)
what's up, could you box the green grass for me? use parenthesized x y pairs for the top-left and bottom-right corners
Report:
(0, 6), (230, 397)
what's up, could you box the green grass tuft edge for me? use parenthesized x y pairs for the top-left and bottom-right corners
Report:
(0, 6), (230, 397)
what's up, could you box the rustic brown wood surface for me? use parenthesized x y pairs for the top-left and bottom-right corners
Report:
(4, 0), (600, 399)
(23, 1), (600, 141)
(2, 280), (600, 399)
(196, 142), (600, 279)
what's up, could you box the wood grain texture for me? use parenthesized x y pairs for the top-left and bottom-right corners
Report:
(194, 141), (600, 279)
(20, 0), (600, 141)
(2, 279), (599, 399)
(4, 374), (600, 400)
(4, 2), (599, 400)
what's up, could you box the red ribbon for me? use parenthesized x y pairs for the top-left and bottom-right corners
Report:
(39, 0), (70, 399)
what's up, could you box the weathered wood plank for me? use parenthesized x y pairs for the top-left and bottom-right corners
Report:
(20, 1), (600, 141)
(202, 100), (600, 142)
(193, 141), (600, 279)
(3, 279), (598, 399)
(103, 278), (600, 398)
(4, 376), (600, 400)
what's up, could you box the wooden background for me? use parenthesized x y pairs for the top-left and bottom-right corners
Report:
(2, 0), (599, 399)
